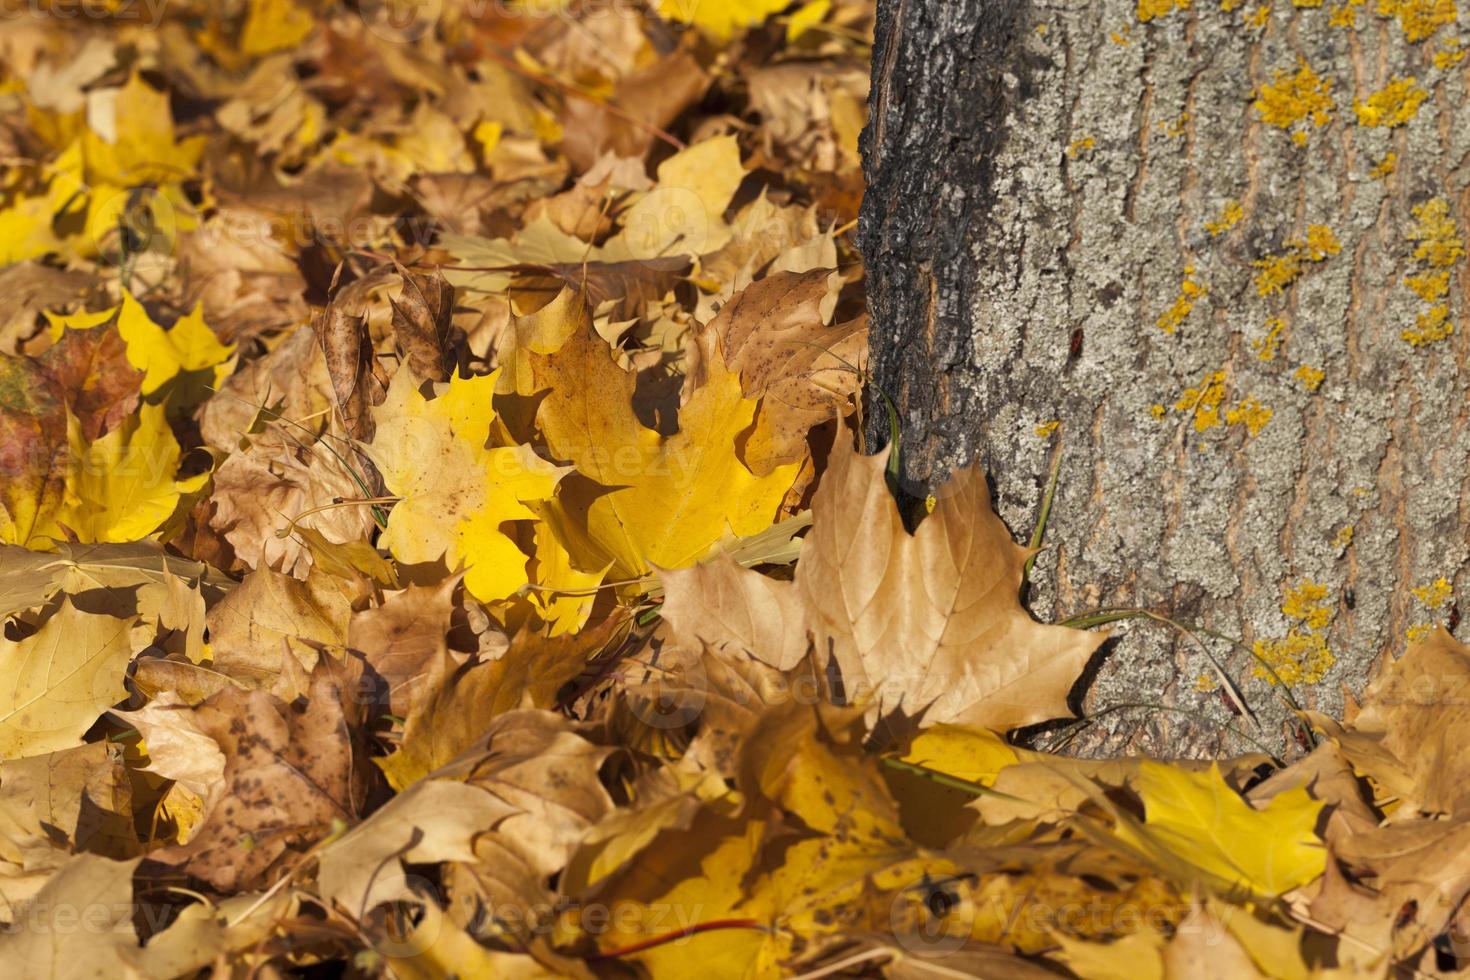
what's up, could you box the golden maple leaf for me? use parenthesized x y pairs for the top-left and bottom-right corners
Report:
(531, 324), (799, 579)
(366, 368), (566, 603)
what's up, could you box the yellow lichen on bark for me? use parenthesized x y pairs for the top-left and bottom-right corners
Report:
(1353, 76), (1427, 127)
(1434, 41), (1466, 67)
(1253, 61), (1334, 144)
(1295, 364), (1325, 390)
(1174, 370), (1229, 431)
(1138, 0), (1191, 20)
(1170, 371), (1273, 438)
(1205, 200), (1244, 235)
(1156, 265), (1206, 333)
(1401, 199), (1463, 346)
(1376, 0), (1456, 42)
(1253, 226), (1340, 296)
(1225, 398), (1273, 435)
(1253, 317), (1286, 360)
(1253, 581), (1337, 685)
(1412, 576), (1454, 608)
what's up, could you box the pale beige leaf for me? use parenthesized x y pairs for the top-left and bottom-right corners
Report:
(796, 439), (1105, 730)
(318, 778), (513, 920)
(0, 600), (140, 760)
(658, 552), (810, 670)
(0, 853), (142, 979)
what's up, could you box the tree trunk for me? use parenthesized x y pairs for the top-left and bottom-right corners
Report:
(859, 0), (1470, 758)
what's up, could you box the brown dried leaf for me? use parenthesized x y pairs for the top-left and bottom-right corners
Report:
(311, 294), (383, 443)
(143, 661), (370, 894)
(658, 551), (810, 671)
(36, 321), (143, 441)
(208, 434), (376, 577)
(704, 269), (865, 473)
(797, 439), (1105, 730)
(377, 614), (625, 790)
(389, 264), (455, 383)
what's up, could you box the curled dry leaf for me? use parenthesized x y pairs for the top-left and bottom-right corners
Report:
(311, 288), (384, 443)
(390, 263), (455, 383)
(208, 432), (377, 577)
(702, 268), (866, 474)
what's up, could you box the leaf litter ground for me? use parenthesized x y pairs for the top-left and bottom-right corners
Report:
(0, 3), (1464, 978)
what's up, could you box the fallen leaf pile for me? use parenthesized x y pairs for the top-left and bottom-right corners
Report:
(0, 3), (1465, 978)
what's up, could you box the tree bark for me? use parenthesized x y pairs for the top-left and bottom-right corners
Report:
(859, 0), (1470, 757)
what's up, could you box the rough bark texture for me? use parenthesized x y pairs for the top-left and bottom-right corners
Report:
(860, 0), (1470, 758)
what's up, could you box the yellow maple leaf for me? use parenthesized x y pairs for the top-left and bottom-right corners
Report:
(0, 141), (88, 264)
(48, 292), (235, 399)
(657, 0), (795, 40)
(366, 369), (566, 603)
(60, 403), (208, 543)
(569, 708), (954, 978)
(0, 599), (139, 760)
(531, 327), (799, 579)
(240, 0), (315, 55)
(81, 73), (207, 187)
(1114, 761), (1326, 897)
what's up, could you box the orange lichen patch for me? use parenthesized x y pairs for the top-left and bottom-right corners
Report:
(1245, 2), (1274, 26)
(1254, 580), (1337, 685)
(1253, 226), (1341, 295)
(1405, 269), (1451, 301)
(1157, 112), (1190, 138)
(1376, 0), (1457, 42)
(1138, 0), (1191, 19)
(1169, 372), (1272, 438)
(1156, 265), (1206, 333)
(1110, 27), (1133, 43)
(1174, 370), (1228, 431)
(1194, 673), (1219, 693)
(1303, 224), (1342, 260)
(1254, 60), (1334, 143)
(1407, 623), (1436, 642)
(1293, 0), (1324, 6)
(1401, 199), (1463, 346)
(1221, 0), (1246, 8)
(1254, 252), (1303, 296)
(1254, 630), (1335, 684)
(1413, 576), (1454, 608)
(1067, 135), (1096, 158)
(1409, 198), (1466, 267)
(1403, 304), (1454, 346)
(1034, 420), (1060, 439)
(1295, 364), (1325, 390)
(1150, 403), (1168, 420)
(1225, 397), (1273, 435)
(1205, 200), (1244, 236)
(1354, 76), (1428, 127)
(1435, 41), (1466, 67)
(1334, 525), (1354, 550)
(1283, 580), (1333, 630)
(1253, 317), (1286, 360)
(1329, 2), (1359, 23)
(1369, 151), (1398, 179)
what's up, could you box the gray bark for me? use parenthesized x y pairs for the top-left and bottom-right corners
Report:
(859, 0), (1470, 758)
